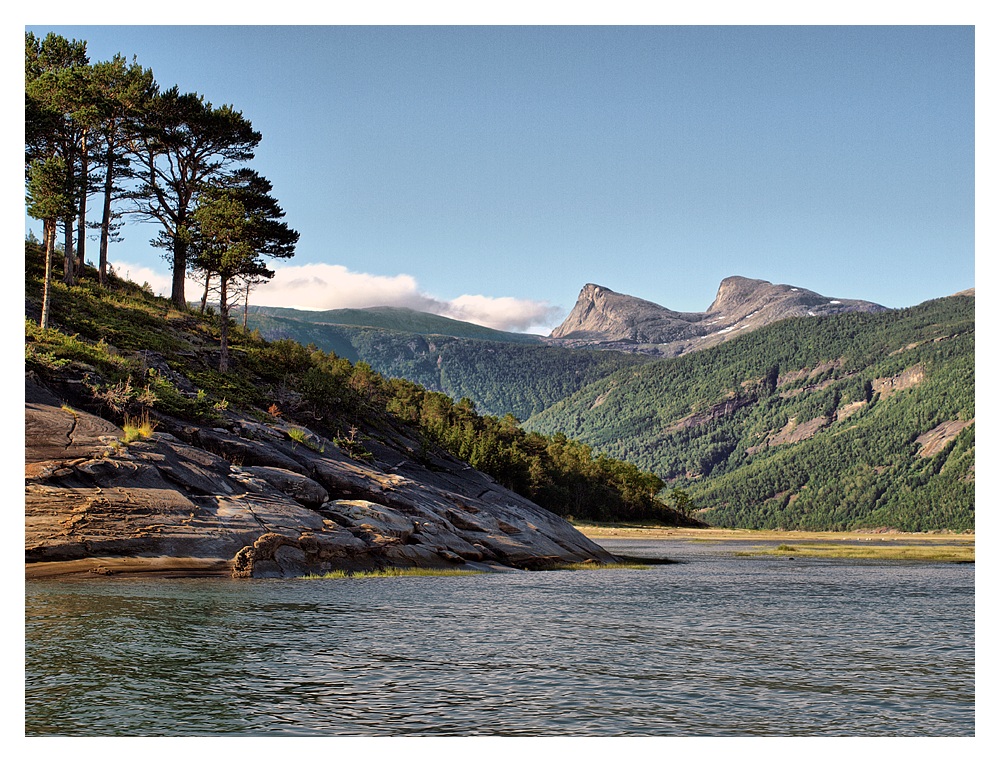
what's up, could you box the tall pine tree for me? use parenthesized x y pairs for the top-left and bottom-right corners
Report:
(131, 88), (260, 309)
(190, 171), (298, 371)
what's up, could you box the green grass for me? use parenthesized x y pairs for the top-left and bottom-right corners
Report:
(288, 427), (325, 453)
(550, 561), (652, 571)
(122, 412), (155, 443)
(302, 562), (650, 578)
(301, 567), (486, 579)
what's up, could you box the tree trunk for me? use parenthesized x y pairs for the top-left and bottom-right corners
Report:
(75, 131), (88, 278)
(41, 220), (56, 330)
(171, 233), (187, 309)
(61, 217), (75, 286)
(200, 273), (212, 313)
(242, 280), (250, 330)
(98, 141), (115, 287)
(61, 141), (75, 286)
(218, 275), (230, 373)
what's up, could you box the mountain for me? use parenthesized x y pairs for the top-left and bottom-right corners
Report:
(248, 305), (544, 345)
(527, 293), (975, 532)
(550, 283), (704, 343)
(246, 309), (651, 420)
(549, 277), (888, 356)
(246, 276), (891, 420)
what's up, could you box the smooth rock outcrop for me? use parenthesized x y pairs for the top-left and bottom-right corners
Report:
(25, 376), (617, 578)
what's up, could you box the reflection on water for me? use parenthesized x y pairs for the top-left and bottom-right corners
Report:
(25, 541), (974, 736)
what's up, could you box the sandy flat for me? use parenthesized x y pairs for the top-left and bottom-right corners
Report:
(574, 524), (974, 544)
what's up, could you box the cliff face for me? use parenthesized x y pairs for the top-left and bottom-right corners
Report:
(549, 283), (703, 343)
(25, 376), (617, 579)
(549, 277), (887, 356)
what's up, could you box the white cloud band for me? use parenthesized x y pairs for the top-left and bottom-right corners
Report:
(110, 260), (563, 334)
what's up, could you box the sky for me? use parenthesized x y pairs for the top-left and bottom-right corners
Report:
(21, 18), (978, 334)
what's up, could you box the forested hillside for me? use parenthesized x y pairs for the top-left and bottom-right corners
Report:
(526, 296), (975, 531)
(248, 305), (544, 345)
(247, 312), (652, 420)
(24, 240), (695, 527)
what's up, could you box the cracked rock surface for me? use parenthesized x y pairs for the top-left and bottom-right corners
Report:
(25, 376), (617, 578)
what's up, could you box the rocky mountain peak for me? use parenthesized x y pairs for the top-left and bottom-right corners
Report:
(707, 276), (781, 313)
(549, 284), (695, 343)
(549, 276), (888, 356)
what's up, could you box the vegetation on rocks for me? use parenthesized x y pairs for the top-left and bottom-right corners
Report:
(23, 239), (694, 528)
(302, 568), (487, 579)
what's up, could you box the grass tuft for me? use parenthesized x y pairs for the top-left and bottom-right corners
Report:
(551, 561), (651, 571)
(122, 412), (155, 443)
(288, 427), (325, 453)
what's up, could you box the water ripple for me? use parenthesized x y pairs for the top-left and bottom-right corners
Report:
(25, 545), (974, 736)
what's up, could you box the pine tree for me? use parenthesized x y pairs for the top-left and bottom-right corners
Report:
(131, 88), (261, 309)
(190, 172), (298, 371)
(89, 54), (157, 285)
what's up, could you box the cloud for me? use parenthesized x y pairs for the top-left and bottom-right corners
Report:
(111, 260), (563, 334)
(109, 261), (173, 296)
(437, 294), (563, 333)
(255, 264), (431, 312)
(256, 263), (563, 334)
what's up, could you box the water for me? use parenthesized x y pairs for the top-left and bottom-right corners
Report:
(24, 539), (974, 736)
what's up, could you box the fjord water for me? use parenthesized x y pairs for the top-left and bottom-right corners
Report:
(25, 540), (974, 736)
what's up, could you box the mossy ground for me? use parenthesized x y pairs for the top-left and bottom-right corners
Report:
(549, 561), (651, 571)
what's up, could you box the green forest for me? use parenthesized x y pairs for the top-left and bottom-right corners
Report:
(526, 296), (975, 531)
(246, 309), (653, 419)
(24, 239), (696, 527)
(245, 290), (975, 532)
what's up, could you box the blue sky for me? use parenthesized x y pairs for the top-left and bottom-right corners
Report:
(23, 22), (976, 332)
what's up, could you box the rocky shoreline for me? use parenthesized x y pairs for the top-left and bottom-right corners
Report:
(25, 376), (618, 578)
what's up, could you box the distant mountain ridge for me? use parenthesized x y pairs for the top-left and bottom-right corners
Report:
(248, 305), (543, 345)
(529, 292), (975, 531)
(549, 276), (888, 356)
(243, 276), (957, 421)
